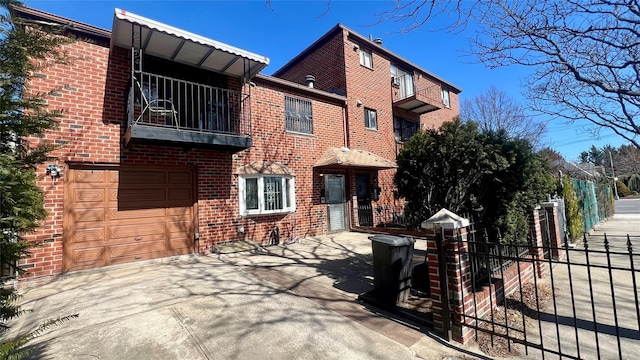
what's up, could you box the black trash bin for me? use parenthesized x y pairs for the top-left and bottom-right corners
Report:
(369, 234), (415, 305)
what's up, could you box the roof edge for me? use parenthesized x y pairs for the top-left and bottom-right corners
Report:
(341, 25), (462, 93)
(272, 24), (344, 78)
(273, 23), (461, 94)
(10, 4), (111, 41)
(255, 74), (347, 104)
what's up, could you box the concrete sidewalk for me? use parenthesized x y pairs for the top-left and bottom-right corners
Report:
(7, 233), (485, 360)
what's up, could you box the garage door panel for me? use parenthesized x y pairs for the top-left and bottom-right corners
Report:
(117, 200), (166, 211)
(167, 238), (193, 256)
(73, 188), (106, 204)
(118, 188), (166, 202)
(70, 246), (106, 270)
(109, 232), (165, 245)
(168, 171), (191, 184)
(74, 170), (107, 183)
(65, 167), (195, 272)
(166, 207), (192, 217)
(109, 170), (118, 183)
(71, 208), (105, 223)
(119, 171), (166, 186)
(72, 227), (105, 244)
(109, 240), (165, 259)
(108, 188), (118, 202)
(167, 220), (192, 233)
(168, 187), (191, 201)
(108, 207), (165, 221)
(109, 222), (165, 240)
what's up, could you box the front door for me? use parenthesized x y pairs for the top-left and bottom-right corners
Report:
(325, 174), (347, 232)
(356, 174), (373, 226)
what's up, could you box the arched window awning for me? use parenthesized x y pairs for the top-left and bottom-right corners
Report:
(235, 161), (294, 176)
(313, 147), (397, 170)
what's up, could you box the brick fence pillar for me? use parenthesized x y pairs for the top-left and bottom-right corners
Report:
(426, 236), (444, 333)
(422, 209), (473, 343)
(444, 227), (477, 343)
(542, 201), (564, 260)
(529, 206), (547, 278)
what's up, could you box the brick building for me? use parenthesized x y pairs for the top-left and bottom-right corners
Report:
(10, 6), (460, 282)
(273, 25), (461, 229)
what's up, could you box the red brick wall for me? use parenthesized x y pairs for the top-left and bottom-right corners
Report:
(271, 30), (461, 228)
(24, 39), (118, 279)
(234, 78), (346, 243)
(275, 30), (347, 96)
(420, 81), (460, 131)
(23, 36), (346, 281)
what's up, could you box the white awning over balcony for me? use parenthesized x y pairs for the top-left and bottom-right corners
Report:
(111, 8), (269, 78)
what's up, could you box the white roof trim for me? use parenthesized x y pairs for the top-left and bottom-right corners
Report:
(111, 8), (269, 78)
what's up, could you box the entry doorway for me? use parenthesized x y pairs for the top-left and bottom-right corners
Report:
(356, 174), (373, 226)
(325, 174), (347, 232)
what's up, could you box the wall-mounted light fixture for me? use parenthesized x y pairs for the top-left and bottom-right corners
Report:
(356, 100), (362, 107)
(46, 164), (62, 179)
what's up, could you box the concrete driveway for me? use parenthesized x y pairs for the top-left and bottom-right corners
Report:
(8, 233), (484, 360)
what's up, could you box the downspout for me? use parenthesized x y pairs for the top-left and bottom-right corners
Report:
(342, 101), (348, 147)
(343, 101), (356, 231)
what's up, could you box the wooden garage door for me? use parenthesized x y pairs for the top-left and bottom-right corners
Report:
(63, 166), (196, 272)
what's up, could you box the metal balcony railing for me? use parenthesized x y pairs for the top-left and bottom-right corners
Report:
(131, 71), (251, 137)
(414, 86), (443, 106)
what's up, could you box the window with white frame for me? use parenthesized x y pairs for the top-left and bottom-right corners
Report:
(359, 48), (373, 68)
(442, 88), (451, 108)
(390, 64), (414, 99)
(364, 108), (377, 130)
(239, 175), (296, 215)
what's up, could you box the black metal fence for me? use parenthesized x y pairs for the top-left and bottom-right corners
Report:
(466, 227), (530, 288)
(448, 232), (640, 360)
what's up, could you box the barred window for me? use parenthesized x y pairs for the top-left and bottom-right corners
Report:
(285, 96), (313, 134)
(239, 175), (296, 215)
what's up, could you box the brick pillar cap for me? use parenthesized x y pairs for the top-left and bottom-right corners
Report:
(541, 201), (559, 208)
(421, 208), (470, 230)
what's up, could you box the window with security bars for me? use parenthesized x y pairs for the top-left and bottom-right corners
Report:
(264, 176), (283, 211)
(285, 96), (313, 134)
(239, 175), (296, 215)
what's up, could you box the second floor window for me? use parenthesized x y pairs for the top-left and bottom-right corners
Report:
(285, 96), (313, 134)
(359, 48), (373, 68)
(394, 116), (418, 142)
(390, 64), (414, 99)
(365, 108), (377, 130)
(442, 89), (451, 108)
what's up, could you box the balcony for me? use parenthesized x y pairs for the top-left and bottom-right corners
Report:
(393, 83), (442, 115)
(125, 71), (252, 150)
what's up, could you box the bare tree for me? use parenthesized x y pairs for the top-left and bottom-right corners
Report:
(461, 85), (546, 145)
(378, 0), (640, 149)
(614, 144), (640, 175)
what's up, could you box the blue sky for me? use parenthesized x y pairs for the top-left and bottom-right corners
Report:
(24, 0), (630, 161)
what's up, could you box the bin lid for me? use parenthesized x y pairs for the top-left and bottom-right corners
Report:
(368, 234), (414, 246)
